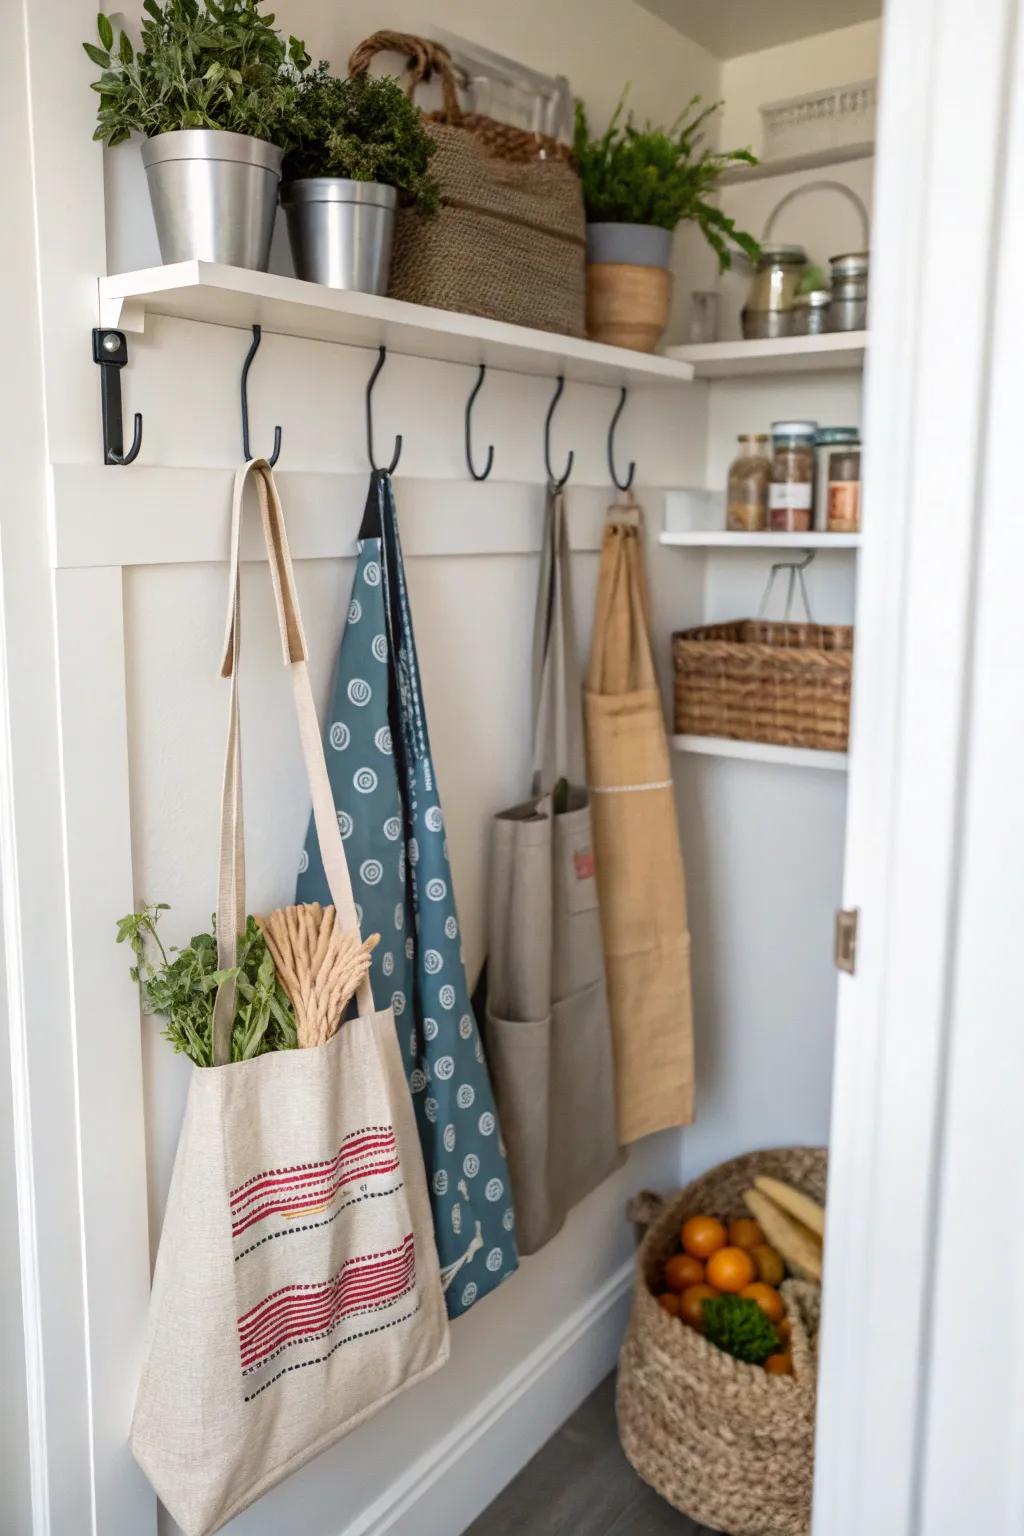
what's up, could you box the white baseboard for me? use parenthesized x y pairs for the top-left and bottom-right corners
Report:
(345, 1258), (635, 1536)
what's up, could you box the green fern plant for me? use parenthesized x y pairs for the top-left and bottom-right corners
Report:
(573, 87), (759, 271)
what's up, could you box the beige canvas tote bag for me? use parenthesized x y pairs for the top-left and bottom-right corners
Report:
(129, 461), (449, 1536)
(585, 503), (695, 1144)
(483, 487), (620, 1255)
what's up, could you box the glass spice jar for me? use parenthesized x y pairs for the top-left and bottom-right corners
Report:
(726, 434), (771, 531)
(769, 421), (818, 532)
(827, 431), (862, 532)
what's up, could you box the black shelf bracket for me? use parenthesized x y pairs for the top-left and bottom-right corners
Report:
(92, 328), (143, 466)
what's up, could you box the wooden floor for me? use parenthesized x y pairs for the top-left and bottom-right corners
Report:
(465, 1375), (721, 1535)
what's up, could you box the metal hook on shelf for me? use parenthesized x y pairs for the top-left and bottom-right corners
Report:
(758, 548), (817, 623)
(92, 329), (143, 466)
(607, 386), (635, 492)
(240, 324), (282, 465)
(464, 364), (495, 482)
(543, 375), (574, 489)
(366, 345), (402, 475)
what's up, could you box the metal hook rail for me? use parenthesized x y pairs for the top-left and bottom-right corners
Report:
(543, 375), (574, 489)
(464, 364), (495, 481)
(607, 387), (636, 492)
(240, 325), (282, 466)
(366, 346), (403, 474)
(92, 329), (143, 466)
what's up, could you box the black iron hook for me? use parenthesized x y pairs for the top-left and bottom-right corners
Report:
(607, 387), (636, 492)
(92, 329), (143, 466)
(240, 324), (282, 466)
(543, 375), (574, 489)
(366, 346), (402, 474)
(464, 364), (495, 481)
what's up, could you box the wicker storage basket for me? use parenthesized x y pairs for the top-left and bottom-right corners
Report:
(673, 619), (852, 751)
(350, 32), (586, 338)
(617, 1147), (827, 1536)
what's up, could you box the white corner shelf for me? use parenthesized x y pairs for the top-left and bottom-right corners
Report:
(672, 735), (849, 772)
(718, 142), (875, 186)
(98, 261), (696, 390)
(664, 331), (867, 379)
(660, 530), (861, 550)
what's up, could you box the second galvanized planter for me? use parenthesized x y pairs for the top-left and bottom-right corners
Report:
(281, 178), (397, 294)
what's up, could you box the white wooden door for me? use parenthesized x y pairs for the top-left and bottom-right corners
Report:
(813, 0), (1024, 1531)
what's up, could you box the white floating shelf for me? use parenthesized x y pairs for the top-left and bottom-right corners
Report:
(665, 331), (867, 379)
(99, 261), (695, 390)
(660, 530), (861, 550)
(718, 142), (875, 185)
(673, 735), (848, 771)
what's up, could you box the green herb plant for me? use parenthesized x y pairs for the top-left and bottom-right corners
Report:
(573, 88), (760, 271)
(701, 1294), (781, 1364)
(84, 0), (310, 146)
(117, 902), (296, 1067)
(283, 65), (438, 215)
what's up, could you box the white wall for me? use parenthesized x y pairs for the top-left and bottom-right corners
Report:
(719, 18), (883, 151)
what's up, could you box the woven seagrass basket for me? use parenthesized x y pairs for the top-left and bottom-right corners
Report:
(617, 1147), (827, 1536)
(673, 620), (852, 752)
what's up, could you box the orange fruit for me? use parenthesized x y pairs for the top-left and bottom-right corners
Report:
(728, 1217), (765, 1251)
(776, 1317), (793, 1344)
(657, 1291), (681, 1318)
(739, 1282), (785, 1323)
(681, 1215), (727, 1260)
(678, 1283), (720, 1330)
(751, 1243), (785, 1287)
(664, 1253), (705, 1292)
(705, 1246), (756, 1293)
(764, 1350), (794, 1376)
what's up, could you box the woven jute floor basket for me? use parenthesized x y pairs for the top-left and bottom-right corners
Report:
(617, 1147), (827, 1536)
(673, 620), (852, 751)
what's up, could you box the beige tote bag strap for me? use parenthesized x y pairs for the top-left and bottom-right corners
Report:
(212, 460), (374, 1066)
(587, 507), (658, 698)
(531, 487), (586, 789)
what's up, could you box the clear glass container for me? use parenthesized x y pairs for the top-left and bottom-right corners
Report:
(769, 420), (818, 532)
(742, 245), (808, 340)
(827, 434), (862, 532)
(727, 434), (772, 531)
(815, 428), (860, 530)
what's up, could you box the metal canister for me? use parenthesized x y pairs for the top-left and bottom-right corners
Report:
(792, 289), (832, 336)
(829, 251), (869, 331)
(741, 244), (808, 339)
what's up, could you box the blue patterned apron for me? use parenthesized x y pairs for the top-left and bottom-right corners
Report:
(297, 471), (518, 1318)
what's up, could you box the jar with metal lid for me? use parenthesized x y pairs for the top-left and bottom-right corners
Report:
(826, 430), (862, 532)
(815, 428), (860, 529)
(726, 434), (771, 531)
(769, 421), (818, 532)
(829, 251), (869, 331)
(792, 289), (832, 336)
(741, 244), (807, 340)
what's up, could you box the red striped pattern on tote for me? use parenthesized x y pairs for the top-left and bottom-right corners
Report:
(238, 1233), (416, 1370)
(229, 1127), (400, 1237)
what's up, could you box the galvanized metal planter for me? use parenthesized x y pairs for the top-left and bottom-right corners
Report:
(140, 129), (283, 271)
(280, 178), (397, 294)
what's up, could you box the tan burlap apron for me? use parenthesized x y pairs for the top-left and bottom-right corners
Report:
(482, 487), (620, 1254)
(585, 503), (695, 1144)
(129, 462), (449, 1536)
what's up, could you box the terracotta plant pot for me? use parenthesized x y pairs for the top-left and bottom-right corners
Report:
(586, 263), (673, 352)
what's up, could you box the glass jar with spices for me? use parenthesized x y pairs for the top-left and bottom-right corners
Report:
(826, 430), (861, 532)
(726, 434), (771, 531)
(814, 429), (858, 529)
(769, 421), (818, 532)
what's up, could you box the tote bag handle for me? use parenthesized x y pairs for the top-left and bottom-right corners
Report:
(212, 459), (374, 1066)
(530, 487), (586, 791)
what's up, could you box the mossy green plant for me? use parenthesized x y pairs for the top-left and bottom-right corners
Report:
(701, 1294), (781, 1364)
